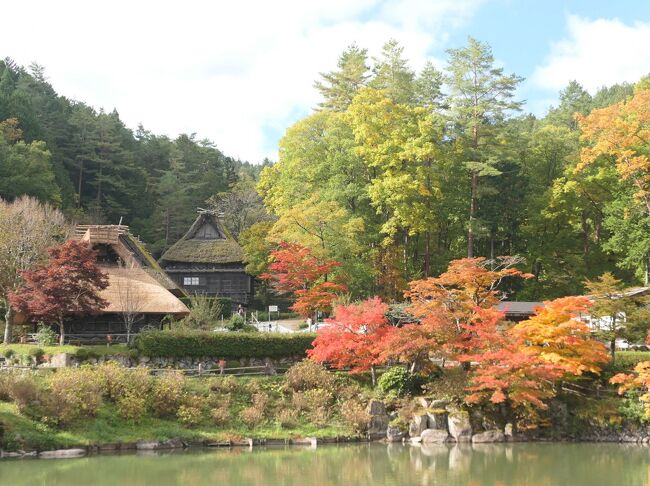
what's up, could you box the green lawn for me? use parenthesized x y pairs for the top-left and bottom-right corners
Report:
(0, 343), (131, 358)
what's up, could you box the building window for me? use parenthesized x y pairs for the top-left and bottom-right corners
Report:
(183, 277), (200, 286)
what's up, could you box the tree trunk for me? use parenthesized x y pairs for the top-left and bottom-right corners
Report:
(610, 339), (616, 363)
(3, 303), (14, 344)
(468, 172), (478, 258)
(370, 365), (377, 387)
(424, 231), (431, 277)
(59, 318), (65, 346)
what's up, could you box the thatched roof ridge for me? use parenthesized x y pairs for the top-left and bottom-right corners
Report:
(99, 266), (189, 316)
(159, 212), (244, 265)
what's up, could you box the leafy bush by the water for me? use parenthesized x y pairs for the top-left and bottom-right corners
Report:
(132, 330), (315, 359)
(49, 368), (105, 424)
(340, 400), (370, 433)
(150, 371), (186, 418)
(177, 403), (205, 427)
(240, 405), (265, 427)
(284, 360), (334, 392)
(278, 408), (299, 428)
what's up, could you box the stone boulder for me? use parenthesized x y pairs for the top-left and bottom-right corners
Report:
(409, 414), (429, 438)
(472, 429), (505, 443)
(386, 426), (405, 442)
(39, 448), (86, 459)
(448, 411), (472, 442)
(427, 410), (448, 430)
(367, 400), (389, 436)
(421, 429), (451, 444)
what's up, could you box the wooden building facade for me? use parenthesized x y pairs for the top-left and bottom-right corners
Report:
(159, 211), (254, 306)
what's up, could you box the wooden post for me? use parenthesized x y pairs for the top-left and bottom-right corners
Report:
(198, 363), (203, 376)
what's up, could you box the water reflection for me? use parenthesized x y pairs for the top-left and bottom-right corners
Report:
(1, 442), (650, 486)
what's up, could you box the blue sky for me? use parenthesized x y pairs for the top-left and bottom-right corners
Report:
(3, 0), (650, 162)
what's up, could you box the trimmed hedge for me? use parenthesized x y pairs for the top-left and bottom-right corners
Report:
(132, 330), (316, 359)
(612, 351), (650, 371)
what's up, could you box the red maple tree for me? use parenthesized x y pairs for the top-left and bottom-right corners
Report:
(308, 297), (395, 382)
(261, 242), (347, 318)
(9, 240), (109, 345)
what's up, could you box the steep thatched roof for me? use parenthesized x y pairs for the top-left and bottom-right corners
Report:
(159, 212), (244, 265)
(99, 266), (189, 315)
(76, 225), (189, 316)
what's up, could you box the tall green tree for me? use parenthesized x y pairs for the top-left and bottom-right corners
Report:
(446, 37), (523, 257)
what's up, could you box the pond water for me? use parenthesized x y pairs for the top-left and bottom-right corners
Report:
(2, 443), (650, 486)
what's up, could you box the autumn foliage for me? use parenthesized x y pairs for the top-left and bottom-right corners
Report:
(9, 240), (109, 345)
(610, 362), (650, 420)
(464, 297), (608, 421)
(261, 242), (347, 317)
(578, 89), (650, 210)
(309, 297), (395, 373)
(406, 257), (532, 361)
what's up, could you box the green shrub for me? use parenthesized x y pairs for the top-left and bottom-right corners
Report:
(178, 296), (231, 330)
(116, 394), (148, 422)
(150, 372), (186, 418)
(97, 362), (151, 402)
(179, 296), (233, 322)
(209, 375), (240, 393)
(132, 330), (315, 359)
(74, 348), (89, 361)
(377, 367), (420, 397)
(49, 368), (105, 424)
(34, 324), (58, 346)
(177, 404), (204, 427)
(285, 360), (334, 392)
(609, 352), (650, 373)
(28, 347), (45, 364)
(3, 349), (15, 359)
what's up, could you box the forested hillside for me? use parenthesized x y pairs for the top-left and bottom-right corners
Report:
(0, 59), (266, 255)
(248, 39), (650, 300)
(2, 36), (649, 302)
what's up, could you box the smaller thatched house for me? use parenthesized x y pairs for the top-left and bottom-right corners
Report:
(63, 225), (189, 341)
(159, 211), (253, 305)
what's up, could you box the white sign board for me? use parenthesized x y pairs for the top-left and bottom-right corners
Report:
(268, 305), (279, 312)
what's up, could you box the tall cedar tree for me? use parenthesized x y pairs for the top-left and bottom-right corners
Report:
(446, 37), (523, 257)
(260, 242), (347, 319)
(9, 240), (109, 345)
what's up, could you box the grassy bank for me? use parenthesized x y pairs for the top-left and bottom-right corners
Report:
(0, 363), (370, 452)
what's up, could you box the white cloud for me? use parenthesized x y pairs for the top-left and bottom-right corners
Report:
(532, 15), (650, 94)
(1, 0), (483, 162)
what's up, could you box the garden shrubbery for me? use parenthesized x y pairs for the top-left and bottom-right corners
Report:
(132, 330), (316, 359)
(0, 359), (374, 438)
(377, 366), (440, 397)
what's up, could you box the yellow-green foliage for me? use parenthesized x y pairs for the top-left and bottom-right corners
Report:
(48, 368), (104, 424)
(150, 372), (186, 418)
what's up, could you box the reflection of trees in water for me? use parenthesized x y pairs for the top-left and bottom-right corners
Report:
(1, 443), (650, 485)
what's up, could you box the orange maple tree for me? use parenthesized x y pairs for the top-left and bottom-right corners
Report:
(406, 257), (532, 361)
(308, 297), (395, 380)
(577, 88), (650, 214)
(261, 242), (347, 318)
(610, 361), (650, 420)
(464, 296), (609, 424)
